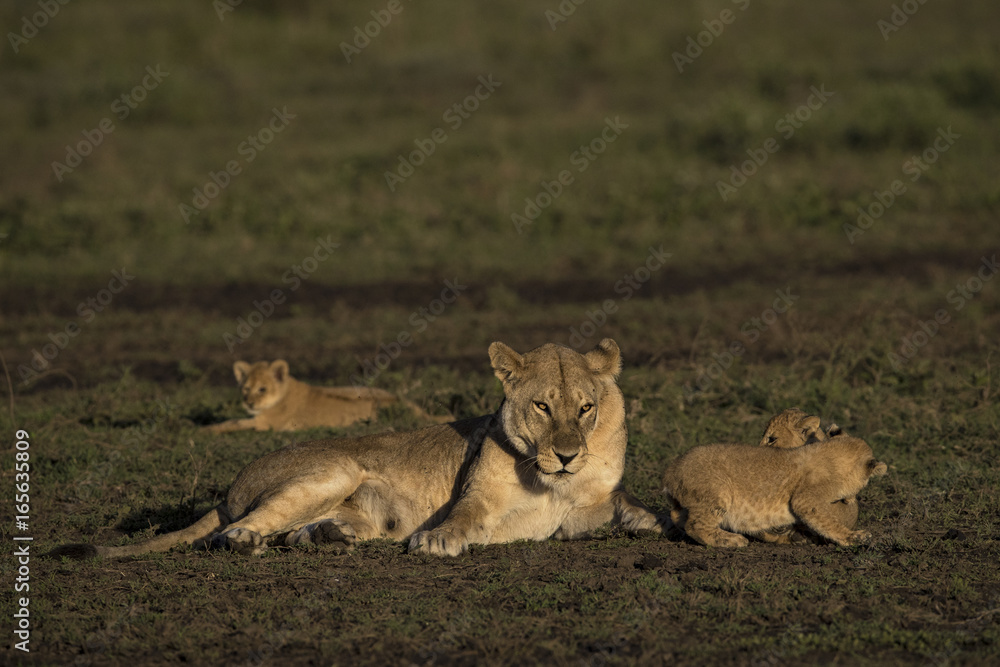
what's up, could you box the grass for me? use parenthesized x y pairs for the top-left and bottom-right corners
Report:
(1, 0), (999, 664)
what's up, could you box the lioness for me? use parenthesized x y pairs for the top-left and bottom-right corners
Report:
(204, 359), (446, 432)
(662, 435), (887, 547)
(49, 339), (662, 560)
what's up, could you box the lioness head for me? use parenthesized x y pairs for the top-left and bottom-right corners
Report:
(233, 360), (291, 414)
(489, 338), (624, 481)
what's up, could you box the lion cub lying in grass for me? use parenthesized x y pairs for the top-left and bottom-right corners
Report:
(663, 411), (886, 547)
(205, 359), (446, 432)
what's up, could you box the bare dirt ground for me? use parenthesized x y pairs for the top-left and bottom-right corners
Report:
(6, 254), (999, 666)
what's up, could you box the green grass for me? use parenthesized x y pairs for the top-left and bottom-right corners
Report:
(2, 0), (999, 664)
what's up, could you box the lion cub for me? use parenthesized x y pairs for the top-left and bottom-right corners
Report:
(662, 434), (886, 547)
(758, 408), (834, 448)
(205, 360), (441, 432)
(758, 408), (857, 541)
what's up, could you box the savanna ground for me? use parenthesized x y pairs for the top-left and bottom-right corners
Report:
(1, 0), (998, 664)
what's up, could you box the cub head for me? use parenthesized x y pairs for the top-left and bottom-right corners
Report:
(489, 338), (625, 481)
(759, 408), (829, 448)
(232, 360), (291, 414)
(828, 436), (888, 490)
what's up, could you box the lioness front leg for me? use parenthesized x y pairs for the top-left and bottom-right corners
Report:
(554, 490), (664, 540)
(408, 497), (493, 557)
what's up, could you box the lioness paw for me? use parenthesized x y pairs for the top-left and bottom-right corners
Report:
(408, 529), (468, 557)
(846, 529), (873, 546)
(620, 508), (666, 535)
(211, 528), (266, 556)
(286, 520), (357, 554)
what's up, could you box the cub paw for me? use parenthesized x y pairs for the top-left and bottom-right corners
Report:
(286, 520), (357, 554)
(705, 532), (749, 548)
(408, 529), (468, 557)
(211, 528), (266, 556)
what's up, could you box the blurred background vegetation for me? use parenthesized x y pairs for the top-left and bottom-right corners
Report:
(1, 0), (996, 287)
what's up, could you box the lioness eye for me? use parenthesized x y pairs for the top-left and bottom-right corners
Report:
(580, 404), (593, 416)
(258, 387), (266, 393)
(534, 401), (549, 413)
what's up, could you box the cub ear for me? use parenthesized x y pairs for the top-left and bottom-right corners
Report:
(868, 459), (888, 477)
(489, 342), (524, 383)
(796, 415), (821, 432)
(233, 361), (251, 384)
(270, 359), (289, 382)
(585, 338), (622, 380)
(826, 423), (844, 438)
(797, 416), (823, 441)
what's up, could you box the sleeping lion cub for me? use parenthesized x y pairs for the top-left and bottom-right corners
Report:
(663, 433), (886, 547)
(50, 339), (662, 559)
(205, 359), (445, 432)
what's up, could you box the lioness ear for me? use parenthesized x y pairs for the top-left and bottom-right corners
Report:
(585, 338), (622, 380)
(233, 361), (251, 384)
(489, 341), (524, 383)
(868, 460), (888, 477)
(271, 359), (289, 382)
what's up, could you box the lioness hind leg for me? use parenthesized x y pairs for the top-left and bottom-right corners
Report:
(684, 509), (749, 547)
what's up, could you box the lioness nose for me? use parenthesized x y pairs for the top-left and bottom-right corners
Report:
(556, 452), (578, 467)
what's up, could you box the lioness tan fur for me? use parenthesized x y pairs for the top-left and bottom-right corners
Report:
(204, 359), (444, 432)
(662, 435), (887, 547)
(49, 339), (662, 560)
(758, 408), (857, 541)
